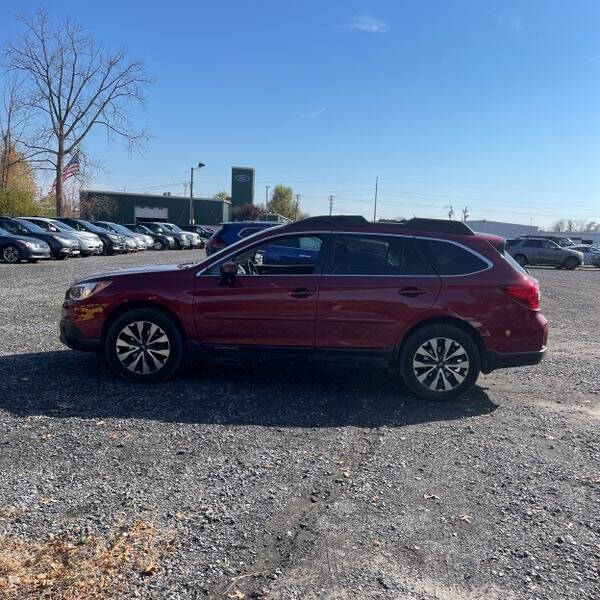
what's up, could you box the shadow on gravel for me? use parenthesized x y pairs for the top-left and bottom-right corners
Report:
(0, 351), (498, 428)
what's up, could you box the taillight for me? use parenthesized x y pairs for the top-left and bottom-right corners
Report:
(209, 237), (226, 249)
(503, 278), (540, 310)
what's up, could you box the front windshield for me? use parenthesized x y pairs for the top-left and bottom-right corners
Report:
(102, 222), (132, 236)
(15, 218), (45, 233)
(136, 224), (153, 234)
(48, 220), (75, 232)
(164, 223), (183, 233)
(79, 220), (110, 234)
(0, 226), (9, 235)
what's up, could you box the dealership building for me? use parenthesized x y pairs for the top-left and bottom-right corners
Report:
(79, 166), (260, 227)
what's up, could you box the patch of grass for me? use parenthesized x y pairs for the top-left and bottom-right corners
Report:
(0, 521), (175, 599)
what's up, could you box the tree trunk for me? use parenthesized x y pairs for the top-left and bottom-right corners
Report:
(56, 139), (65, 216)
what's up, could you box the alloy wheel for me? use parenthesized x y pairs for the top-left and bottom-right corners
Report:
(3, 246), (20, 263)
(412, 337), (470, 392)
(115, 321), (171, 374)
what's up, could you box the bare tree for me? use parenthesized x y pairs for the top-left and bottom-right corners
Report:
(4, 10), (153, 215)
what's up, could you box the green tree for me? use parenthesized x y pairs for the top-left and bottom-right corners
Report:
(267, 185), (295, 219)
(0, 188), (40, 216)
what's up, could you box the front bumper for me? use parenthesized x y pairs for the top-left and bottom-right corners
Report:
(24, 247), (51, 260)
(482, 346), (547, 374)
(59, 316), (102, 352)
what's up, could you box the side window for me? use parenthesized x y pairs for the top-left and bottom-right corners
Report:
(418, 239), (489, 276)
(542, 241), (556, 249)
(329, 235), (433, 276)
(209, 235), (324, 275)
(239, 227), (262, 238)
(523, 240), (543, 248)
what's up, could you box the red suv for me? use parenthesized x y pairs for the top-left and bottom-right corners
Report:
(60, 216), (548, 401)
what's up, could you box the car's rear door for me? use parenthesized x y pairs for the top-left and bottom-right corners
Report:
(315, 233), (441, 351)
(193, 233), (329, 347)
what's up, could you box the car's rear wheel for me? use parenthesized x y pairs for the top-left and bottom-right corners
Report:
(105, 309), (184, 382)
(2, 244), (22, 263)
(563, 256), (579, 270)
(514, 254), (527, 267)
(400, 324), (481, 401)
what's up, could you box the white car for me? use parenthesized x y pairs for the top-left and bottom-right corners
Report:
(570, 244), (600, 266)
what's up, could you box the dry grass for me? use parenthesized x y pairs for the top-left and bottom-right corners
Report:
(0, 521), (175, 599)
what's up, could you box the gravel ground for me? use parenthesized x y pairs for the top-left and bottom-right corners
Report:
(0, 252), (599, 599)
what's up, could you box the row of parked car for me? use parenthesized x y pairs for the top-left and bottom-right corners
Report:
(0, 216), (215, 263)
(506, 234), (600, 269)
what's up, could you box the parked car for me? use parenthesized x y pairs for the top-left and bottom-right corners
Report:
(119, 225), (155, 250)
(139, 222), (191, 249)
(125, 223), (176, 250)
(519, 234), (575, 247)
(181, 225), (214, 239)
(56, 218), (127, 255)
(159, 222), (203, 249)
(570, 244), (600, 267)
(507, 237), (583, 269)
(0, 225), (51, 263)
(0, 216), (80, 259)
(60, 215), (548, 401)
(205, 221), (277, 255)
(93, 221), (147, 252)
(23, 217), (103, 256)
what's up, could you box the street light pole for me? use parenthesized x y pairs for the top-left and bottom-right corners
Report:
(189, 162), (205, 225)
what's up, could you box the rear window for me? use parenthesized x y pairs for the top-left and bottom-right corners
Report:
(417, 239), (489, 275)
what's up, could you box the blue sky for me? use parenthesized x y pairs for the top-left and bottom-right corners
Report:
(5, 1), (600, 226)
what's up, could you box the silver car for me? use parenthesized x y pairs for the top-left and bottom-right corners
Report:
(94, 221), (146, 252)
(24, 217), (103, 256)
(508, 238), (583, 270)
(570, 244), (600, 267)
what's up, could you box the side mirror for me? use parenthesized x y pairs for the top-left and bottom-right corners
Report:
(219, 261), (237, 285)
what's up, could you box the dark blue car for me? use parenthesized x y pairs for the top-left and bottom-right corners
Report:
(205, 221), (278, 255)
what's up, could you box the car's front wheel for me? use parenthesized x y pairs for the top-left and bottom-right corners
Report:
(105, 309), (184, 382)
(563, 257), (579, 270)
(2, 244), (22, 263)
(400, 324), (481, 401)
(514, 254), (527, 267)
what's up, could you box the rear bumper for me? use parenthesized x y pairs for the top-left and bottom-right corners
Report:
(59, 317), (102, 353)
(482, 346), (547, 374)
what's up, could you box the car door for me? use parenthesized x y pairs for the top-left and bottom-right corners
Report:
(193, 233), (329, 347)
(316, 234), (441, 351)
(540, 240), (561, 264)
(521, 240), (543, 263)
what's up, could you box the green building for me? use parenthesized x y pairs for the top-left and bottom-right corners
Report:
(79, 190), (231, 226)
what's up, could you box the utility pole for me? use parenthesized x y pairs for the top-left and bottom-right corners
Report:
(462, 206), (469, 222)
(189, 162), (205, 225)
(189, 167), (194, 225)
(373, 176), (379, 222)
(265, 186), (270, 210)
(329, 195), (334, 216)
(294, 194), (300, 220)
(448, 205), (454, 220)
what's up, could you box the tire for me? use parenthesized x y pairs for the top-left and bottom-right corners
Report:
(55, 254), (69, 260)
(2, 244), (22, 263)
(154, 239), (166, 251)
(400, 324), (481, 402)
(563, 257), (579, 270)
(105, 308), (184, 382)
(514, 254), (528, 267)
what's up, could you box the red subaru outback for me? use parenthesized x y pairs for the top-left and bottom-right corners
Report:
(60, 216), (548, 401)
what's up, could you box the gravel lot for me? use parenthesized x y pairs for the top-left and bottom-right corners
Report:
(0, 252), (599, 599)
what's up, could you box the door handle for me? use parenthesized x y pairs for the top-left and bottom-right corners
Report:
(289, 288), (315, 299)
(398, 286), (426, 298)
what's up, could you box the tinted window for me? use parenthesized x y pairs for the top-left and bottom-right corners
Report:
(239, 227), (263, 238)
(542, 240), (558, 249)
(523, 240), (543, 248)
(210, 235), (324, 276)
(0, 220), (29, 235)
(330, 235), (434, 276)
(418, 239), (488, 275)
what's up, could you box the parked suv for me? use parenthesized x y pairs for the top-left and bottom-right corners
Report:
(507, 238), (583, 270)
(60, 216), (548, 401)
(139, 222), (191, 249)
(205, 221), (277, 255)
(520, 234), (575, 247)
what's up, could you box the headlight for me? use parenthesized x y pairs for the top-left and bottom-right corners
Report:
(67, 281), (112, 301)
(107, 234), (119, 242)
(166, 236), (174, 242)
(24, 241), (40, 249)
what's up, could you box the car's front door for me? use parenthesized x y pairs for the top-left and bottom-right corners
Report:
(193, 233), (328, 348)
(316, 234), (441, 351)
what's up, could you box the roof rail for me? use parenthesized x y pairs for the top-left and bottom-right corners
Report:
(292, 215), (370, 226)
(398, 218), (474, 235)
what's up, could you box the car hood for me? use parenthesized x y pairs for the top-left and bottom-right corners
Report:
(76, 261), (202, 283)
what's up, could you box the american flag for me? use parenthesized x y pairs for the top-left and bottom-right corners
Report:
(49, 151), (80, 194)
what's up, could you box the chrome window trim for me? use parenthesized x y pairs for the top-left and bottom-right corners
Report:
(196, 230), (492, 278)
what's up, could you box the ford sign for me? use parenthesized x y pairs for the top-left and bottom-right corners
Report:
(234, 174), (250, 183)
